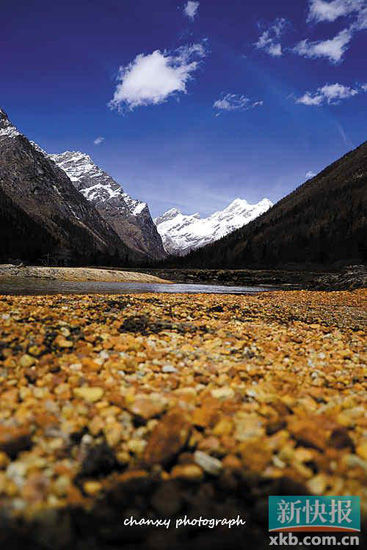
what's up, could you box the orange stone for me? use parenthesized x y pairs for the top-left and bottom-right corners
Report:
(239, 440), (272, 473)
(144, 409), (191, 466)
(0, 425), (32, 458)
(192, 398), (221, 428)
(127, 397), (166, 420)
(171, 464), (203, 482)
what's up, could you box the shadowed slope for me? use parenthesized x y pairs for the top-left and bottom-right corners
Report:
(0, 109), (144, 265)
(180, 141), (367, 268)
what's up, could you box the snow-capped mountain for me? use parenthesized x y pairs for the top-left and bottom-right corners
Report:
(0, 110), (21, 139)
(154, 198), (273, 256)
(0, 108), (138, 265)
(49, 151), (166, 260)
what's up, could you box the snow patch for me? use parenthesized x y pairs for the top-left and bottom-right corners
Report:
(50, 151), (148, 217)
(155, 197), (273, 255)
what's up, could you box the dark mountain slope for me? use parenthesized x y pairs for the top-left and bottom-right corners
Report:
(180, 141), (367, 268)
(49, 151), (166, 261)
(0, 109), (144, 265)
(0, 187), (58, 262)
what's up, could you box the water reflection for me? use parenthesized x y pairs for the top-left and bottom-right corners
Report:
(0, 278), (272, 296)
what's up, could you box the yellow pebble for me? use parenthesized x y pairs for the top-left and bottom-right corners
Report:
(73, 387), (104, 402)
(83, 480), (103, 496)
(19, 354), (36, 368)
(356, 442), (367, 461)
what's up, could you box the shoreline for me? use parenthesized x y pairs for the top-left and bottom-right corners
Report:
(1, 264), (366, 292)
(0, 265), (171, 284)
(127, 266), (367, 291)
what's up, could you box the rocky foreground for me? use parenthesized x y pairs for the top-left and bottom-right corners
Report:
(0, 290), (366, 549)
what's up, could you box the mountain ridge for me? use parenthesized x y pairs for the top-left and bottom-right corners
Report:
(155, 197), (273, 256)
(178, 140), (367, 268)
(49, 150), (166, 260)
(0, 108), (143, 265)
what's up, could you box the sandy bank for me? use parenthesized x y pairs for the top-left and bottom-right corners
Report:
(0, 264), (171, 284)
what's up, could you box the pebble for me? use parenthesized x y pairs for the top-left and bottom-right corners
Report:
(144, 410), (190, 466)
(0, 289), (365, 534)
(162, 365), (177, 373)
(83, 480), (103, 496)
(73, 387), (104, 402)
(54, 335), (73, 348)
(356, 442), (367, 460)
(19, 354), (36, 368)
(0, 452), (10, 469)
(127, 397), (166, 420)
(307, 474), (328, 495)
(0, 426), (32, 458)
(194, 450), (223, 476)
(171, 464), (204, 482)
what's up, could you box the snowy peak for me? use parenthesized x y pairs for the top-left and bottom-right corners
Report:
(0, 109), (21, 139)
(155, 197), (273, 256)
(0, 108), (140, 265)
(155, 208), (200, 226)
(49, 150), (146, 215)
(30, 141), (48, 155)
(155, 208), (183, 224)
(217, 197), (273, 222)
(50, 150), (114, 188)
(0, 109), (9, 127)
(50, 150), (166, 259)
(224, 198), (250, 209)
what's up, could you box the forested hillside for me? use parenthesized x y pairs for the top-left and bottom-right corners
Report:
(179, 141), (367, 269)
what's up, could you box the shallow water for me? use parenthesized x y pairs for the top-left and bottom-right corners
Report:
(0, 277), (273, 296)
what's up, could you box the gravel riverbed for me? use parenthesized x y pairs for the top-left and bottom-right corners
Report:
(0, 290), (366, 549)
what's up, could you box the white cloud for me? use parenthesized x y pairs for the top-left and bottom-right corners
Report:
(362, 83), (367, 91)
(254, 2), (366, 66)
(184, 1), (199, 20)
(296, 82), (361, 106)
(321, 83), (358, 101)
(304, 2), (367, 62)
(293, 28), (352, 63)
(213, 93), (263, 114)
(305, 170), (317, 179)
(93, 136), (105, 145)
(297, 93), (324, 106)
(255, 18), (288, 57)
(109, 43), (206, 112)
(354, 5), (367, 29)
(307, 0), (364, 23)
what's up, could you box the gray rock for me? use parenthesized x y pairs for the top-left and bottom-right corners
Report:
(49, 151), (166, 261)
(194, 450), (223, 476)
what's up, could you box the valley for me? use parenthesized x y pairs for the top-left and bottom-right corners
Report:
(2, 0), (367, 547)
(0, 106), (366, 550)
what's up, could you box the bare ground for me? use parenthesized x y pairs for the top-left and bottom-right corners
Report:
(0, 265), (171, 284)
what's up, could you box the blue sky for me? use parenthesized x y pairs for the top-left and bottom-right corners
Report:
(2, 0), (367, 216)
